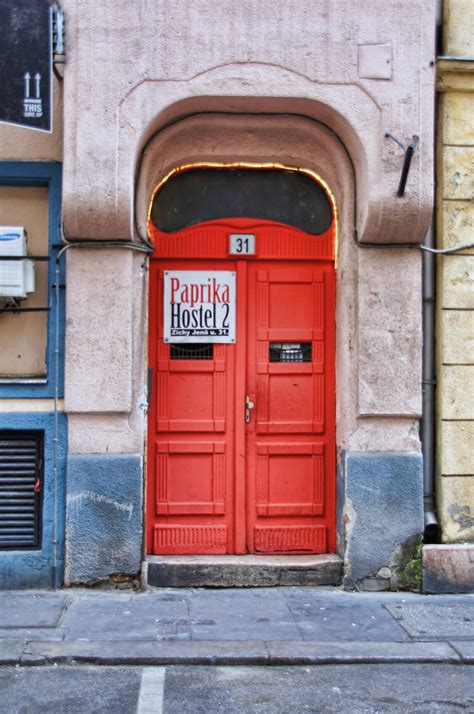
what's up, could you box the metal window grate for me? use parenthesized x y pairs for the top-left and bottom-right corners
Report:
(0, 432), (43, 549)
(269, 342), (312, 363)
(170, 344), (214, 360)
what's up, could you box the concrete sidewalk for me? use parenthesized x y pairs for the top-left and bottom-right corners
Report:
(0, 587), (473, 667)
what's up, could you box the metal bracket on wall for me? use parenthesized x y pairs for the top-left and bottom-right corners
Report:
(0, 255), (50, 261)
(52, 6), (65, 63)
(0, 306), (51, 314)
(385, 133), (419, 197)
(52, 5), (65, 81)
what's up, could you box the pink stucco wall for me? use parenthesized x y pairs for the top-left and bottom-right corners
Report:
(61, 0), (435, 245)
(62, 1), (434, 455)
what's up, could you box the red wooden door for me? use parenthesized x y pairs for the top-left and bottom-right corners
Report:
(146, 220), (336, 555)
(147, 259), (236, 555)
(245, 263), (336, 553)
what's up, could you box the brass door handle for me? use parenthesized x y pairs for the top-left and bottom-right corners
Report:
(245, 395), (255, 423)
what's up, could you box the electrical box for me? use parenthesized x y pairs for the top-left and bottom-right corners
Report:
(0, 227), (35, 299)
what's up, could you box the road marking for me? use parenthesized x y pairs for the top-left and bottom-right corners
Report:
(137, 667), (166, 714)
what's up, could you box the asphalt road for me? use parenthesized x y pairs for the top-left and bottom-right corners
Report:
(1, 663), (473, 713)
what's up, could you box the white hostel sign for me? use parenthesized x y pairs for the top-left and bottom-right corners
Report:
(164, 271), (236, 343)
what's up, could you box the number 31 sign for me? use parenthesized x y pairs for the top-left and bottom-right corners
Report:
(229, 233), (256, 255)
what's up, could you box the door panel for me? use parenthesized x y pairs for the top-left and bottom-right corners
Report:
(147, 261), (236, 555)
(246, 262), (335, 554)
(155, 441), (226, 515)
(253, 525), (326, 553)
(147, 226), (336, 556)
(157, 349), (227, 433)
(153, 524), (228, 555)
(255, 443), (325, 517)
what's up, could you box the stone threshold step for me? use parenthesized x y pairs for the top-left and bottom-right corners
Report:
(144, 554), (343, 588)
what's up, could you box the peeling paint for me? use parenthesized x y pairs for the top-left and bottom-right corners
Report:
(448, 503), (474, 532)
(343, 452), (423, 591)
(452, 171), (462, 187)
(67, 490), (133, 521)
(65, 455), (143, 584)
(342, 496), (356, 579)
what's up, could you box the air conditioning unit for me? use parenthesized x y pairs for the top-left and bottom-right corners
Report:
(0, 227), (35, 299)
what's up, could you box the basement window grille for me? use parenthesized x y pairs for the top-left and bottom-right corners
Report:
(170, 344), (214, 360)
(269, 342), (312, 363)
(0, 431), (43, 549)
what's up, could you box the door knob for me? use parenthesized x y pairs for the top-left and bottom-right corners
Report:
(245, 395), (255, 423)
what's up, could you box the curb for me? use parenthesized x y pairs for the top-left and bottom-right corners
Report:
(0, 640), (469, 667)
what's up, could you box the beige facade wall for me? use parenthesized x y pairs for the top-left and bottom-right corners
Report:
(443, 0), (474, 57)
(436, 0), (474, 543)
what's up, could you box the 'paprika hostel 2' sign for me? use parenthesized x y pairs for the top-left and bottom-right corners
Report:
(164, 271), (236, 343)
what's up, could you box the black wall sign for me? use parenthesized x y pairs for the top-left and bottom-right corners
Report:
(0, 0), (52, 132)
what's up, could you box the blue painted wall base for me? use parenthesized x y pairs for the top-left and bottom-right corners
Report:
(343, 451), (424, 590)
(65, 454), (143, 584)
(0, 413), (67, 589)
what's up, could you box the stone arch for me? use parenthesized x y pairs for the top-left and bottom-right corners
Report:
(136, 109), (362, 559)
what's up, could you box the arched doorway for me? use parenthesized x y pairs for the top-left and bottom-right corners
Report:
(146, 165), (336, 555)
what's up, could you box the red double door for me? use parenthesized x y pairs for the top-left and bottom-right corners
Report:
(146, 223), (335, 555)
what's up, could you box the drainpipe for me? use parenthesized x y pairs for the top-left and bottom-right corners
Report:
(420, 0), (443, 543)
(422, 223), (439, 542)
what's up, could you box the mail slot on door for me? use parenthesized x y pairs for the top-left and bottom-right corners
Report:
(269, 342), (312, 363)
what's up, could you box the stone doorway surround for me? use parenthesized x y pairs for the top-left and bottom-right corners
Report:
(61, 0), (435, 588)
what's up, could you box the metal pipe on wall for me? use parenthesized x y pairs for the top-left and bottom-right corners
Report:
(421, 222), (439, 541)
(421, 0), (443, 543)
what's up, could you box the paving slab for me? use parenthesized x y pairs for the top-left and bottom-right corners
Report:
(0, 593), (67, 628)
(0, 627), (66, 642)
(0, 587), (473, 669)
(283, 589), (407, 642)
(385, 602), (474, 640)
(61, 592), (190, 641)
(450, 640), (474, 663)
(187, 588), (300, 641)
(0, 640), (27, 665)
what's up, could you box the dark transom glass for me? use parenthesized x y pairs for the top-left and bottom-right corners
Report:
(151, 168), (333, 235)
